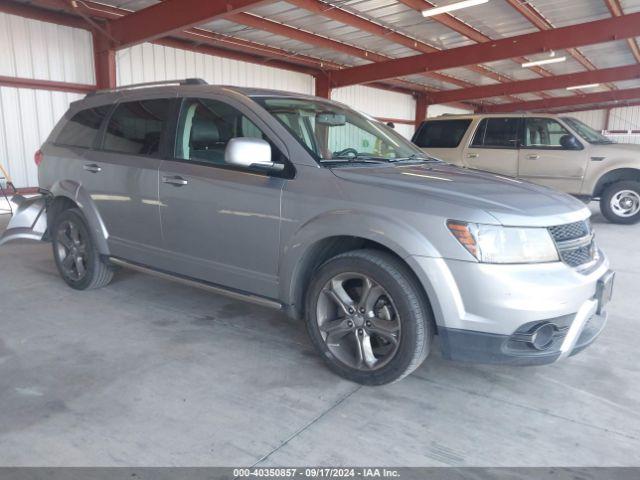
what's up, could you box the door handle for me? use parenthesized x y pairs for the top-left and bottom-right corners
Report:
(83, 163), (102, 173)
(162, 175), (188, 186)
(527, 154), (540, 160)
(466, 153), (479, 159)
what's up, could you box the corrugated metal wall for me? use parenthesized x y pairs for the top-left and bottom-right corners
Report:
(116, 43), (315, 95)
(608, 106), (640, 145)
(0, 12), (93, 188)
(563, 107), (640, 145)
(331, 85), (416, 139)
(566, 109), (608, 131)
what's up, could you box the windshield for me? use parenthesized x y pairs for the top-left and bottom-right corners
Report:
(562, 117), (616, 144)
(254, 96), (430, 164)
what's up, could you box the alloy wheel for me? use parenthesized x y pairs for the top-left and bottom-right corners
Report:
(55, 220), (88, 281)
(316, 272), (401, 371)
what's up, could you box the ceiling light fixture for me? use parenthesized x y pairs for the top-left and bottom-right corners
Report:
(566, 83), (601, 91)
(521, 56), (567, 68)
(421, 0), (490, 18)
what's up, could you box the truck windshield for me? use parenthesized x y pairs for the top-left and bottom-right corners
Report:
(562, 117), (616, 145)
(253, 96), (430, 165)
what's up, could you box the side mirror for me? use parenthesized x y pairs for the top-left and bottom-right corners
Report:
(225, 137), (284, 172)
(560, 135), (582, 150)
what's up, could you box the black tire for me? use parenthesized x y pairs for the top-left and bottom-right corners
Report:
(51, 208), (113, 290)
(600, 181), (640, 224)
(304, 249), (433, 385)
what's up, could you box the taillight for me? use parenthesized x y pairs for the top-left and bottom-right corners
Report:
(34, 149), (43, 166)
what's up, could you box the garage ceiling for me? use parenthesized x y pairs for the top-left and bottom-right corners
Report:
(3, 0), (640, 113)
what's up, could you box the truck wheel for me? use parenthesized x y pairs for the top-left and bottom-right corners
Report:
(600, 181), (640, 224)
(51, 208), (113, 290)
(305, 249), (433, 385)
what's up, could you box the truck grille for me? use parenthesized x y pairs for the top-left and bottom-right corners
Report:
(548, 220), (595, 268)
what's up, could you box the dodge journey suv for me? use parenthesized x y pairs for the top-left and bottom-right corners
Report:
(0, 79), (615, 385)
(413, 114), (640, 224)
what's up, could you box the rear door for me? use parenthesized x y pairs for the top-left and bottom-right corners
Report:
(412, 118), (472, 164)
(462, 117), (521, 176)
(157, 95), (288, 299)
(518, 117), (587, 193)
(82, 95), (175, 264)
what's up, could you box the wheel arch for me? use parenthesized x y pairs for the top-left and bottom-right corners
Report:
(279, 210), (441, 320)
(48, 181), (110, 255)
(592, 168), (640, 198)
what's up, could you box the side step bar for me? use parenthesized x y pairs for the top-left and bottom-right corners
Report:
(109, 257), (283, 310)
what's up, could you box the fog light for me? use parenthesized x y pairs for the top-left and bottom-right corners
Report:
(530, 323), (556, 350)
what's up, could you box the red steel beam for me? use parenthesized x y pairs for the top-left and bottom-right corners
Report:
(0, 75), (95, 94)
(93, 31), (116, 89)
(397, 0), (554, 92)
(604, 0), (640, 64)
(287, 0), (516, 94)
(415, 93), (428, 126)
(554, 100), (640, 114)
(21, 1), (443, 97)
(376, 117), (416, 126)
(429, 64), (640, 104)
(0, 0), (86, 29)
(227, 12), (473, 89)
(330, 12), (640, 87)
(481, 87), (640, 113)
(504, 0), (605, 75)
(108, 0), (272, 49)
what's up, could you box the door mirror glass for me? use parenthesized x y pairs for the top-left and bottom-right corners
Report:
(225, 137), (282, 172)
(560, 134), (582, 150)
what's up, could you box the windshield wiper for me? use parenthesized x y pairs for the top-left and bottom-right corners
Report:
(323, 153), (394, 163)
(392, 153), (440, 163)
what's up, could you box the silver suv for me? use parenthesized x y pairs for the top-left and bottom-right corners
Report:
(413, 114), (640, 224)
(1, 80), (615, 385)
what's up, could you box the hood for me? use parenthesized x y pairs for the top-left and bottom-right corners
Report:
(590, 142), (640, 157)
(331, 162), (589, 227)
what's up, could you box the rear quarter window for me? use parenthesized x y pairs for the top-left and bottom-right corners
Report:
(55, 106), (111, 148)
(102, 99), (172, 157)
(413, 119), (472, 148)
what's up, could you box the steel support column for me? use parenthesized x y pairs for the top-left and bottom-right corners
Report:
(415, 93), (428, 127)
(93, 31), (116, 90)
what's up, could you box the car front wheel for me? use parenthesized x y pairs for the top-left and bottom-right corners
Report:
(305, 249), (433, 385)
(600, 181), (640, 224)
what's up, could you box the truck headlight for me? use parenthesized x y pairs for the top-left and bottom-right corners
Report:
(447, 221), (559, 264)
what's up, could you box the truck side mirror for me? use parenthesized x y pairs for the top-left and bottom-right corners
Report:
(560, 135), (582, 150)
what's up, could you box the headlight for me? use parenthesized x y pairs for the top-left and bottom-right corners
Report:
(447, 220), (559, 264)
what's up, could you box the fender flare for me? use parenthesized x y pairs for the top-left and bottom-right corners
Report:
(49, 180), (110, 255)
(278, 209), (440, 310)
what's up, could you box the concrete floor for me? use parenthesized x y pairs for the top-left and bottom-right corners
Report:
(0, 205), (639, 467)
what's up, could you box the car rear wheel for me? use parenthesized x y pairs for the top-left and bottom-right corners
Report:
(51, 208), (113, 290)
(305, 249), (433, 385)
(600, 181), (640, 224)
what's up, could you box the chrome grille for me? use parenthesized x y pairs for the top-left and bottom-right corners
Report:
(548, 221), (590, 242)
(548, 220), (595, 268)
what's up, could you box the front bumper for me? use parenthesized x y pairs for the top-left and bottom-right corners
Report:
(408, 253), (613, 365)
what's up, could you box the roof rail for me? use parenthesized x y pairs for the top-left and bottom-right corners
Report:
(87, 78), (207, 97)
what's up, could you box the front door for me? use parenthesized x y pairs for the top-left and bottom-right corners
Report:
(462, 117), (521, 177)
(82, 97), (174, 264)
(158, 96), (288, 299)
(518, 117), (587, 194)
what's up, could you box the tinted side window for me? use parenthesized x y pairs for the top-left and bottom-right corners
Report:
(102, 99), (171, 156)
(471, 118), (520, 148)
(175, 98), (277, 165)
(55, 106), (110, 148)
(413, 120), (472, 148)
